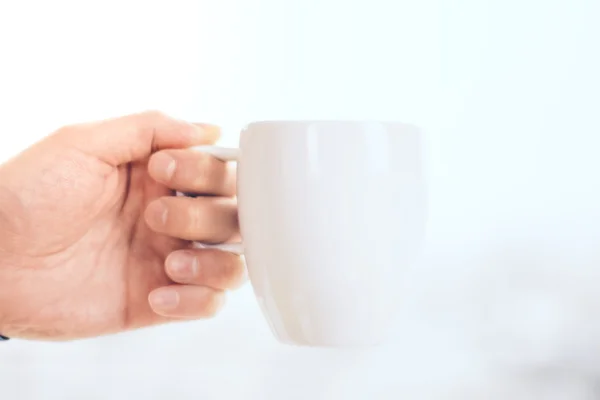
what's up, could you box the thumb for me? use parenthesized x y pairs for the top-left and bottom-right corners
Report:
(55, 110), (221, 166)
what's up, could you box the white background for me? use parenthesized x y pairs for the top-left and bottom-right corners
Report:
(1, 0), (600, 398)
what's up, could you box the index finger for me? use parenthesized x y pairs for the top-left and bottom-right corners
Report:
(56, 110), (221, 167)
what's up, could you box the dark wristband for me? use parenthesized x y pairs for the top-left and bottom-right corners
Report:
(0, 334), (9, 341)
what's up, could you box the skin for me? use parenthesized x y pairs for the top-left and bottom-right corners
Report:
(0, 111), (245, 341)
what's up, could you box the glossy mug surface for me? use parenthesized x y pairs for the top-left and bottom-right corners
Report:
(190, 121), (427, 347)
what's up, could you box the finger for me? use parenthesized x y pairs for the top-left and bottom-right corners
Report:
(148, 149), (236, 197)
(165, 249), (247, 290)
(56, 110), (221, 166)
(148, 285), (225, 319)
(145, 196), (238, 242)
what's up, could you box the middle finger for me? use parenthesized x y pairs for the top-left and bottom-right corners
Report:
(148, 148), (236, 196)
(145, 196), (238, 242)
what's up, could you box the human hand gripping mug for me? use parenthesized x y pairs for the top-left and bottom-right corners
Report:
(182, 120), (427, 347)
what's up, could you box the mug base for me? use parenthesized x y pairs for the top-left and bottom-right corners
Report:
(272, 331), (388, 349)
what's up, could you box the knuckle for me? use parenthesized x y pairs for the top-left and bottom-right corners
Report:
(151, 151), (177, 182)
(53, 123), (80, 138)
(139, 109), (169, 123)
(145, 200), (167, 231)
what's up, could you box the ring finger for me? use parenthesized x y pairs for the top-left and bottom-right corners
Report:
(165, 249), (246, 290)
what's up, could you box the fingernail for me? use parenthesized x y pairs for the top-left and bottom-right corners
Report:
(148, 200), (168, 226)
(149, 289), (179, 310)
(167, 252), (198, 280)
(150, 152), (176, 181)
(192, 123), (220, 142)
(190, 124), (205, 142)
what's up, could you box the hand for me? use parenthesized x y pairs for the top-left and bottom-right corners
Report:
(0, 111), (246, 341)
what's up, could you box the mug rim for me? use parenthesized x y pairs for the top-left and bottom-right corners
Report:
(244, 119), (421, 130)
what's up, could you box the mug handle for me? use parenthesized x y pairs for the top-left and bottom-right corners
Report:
(175, 145), (244, 255)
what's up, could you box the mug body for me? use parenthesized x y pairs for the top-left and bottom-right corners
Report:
(237, 120), (427, 347)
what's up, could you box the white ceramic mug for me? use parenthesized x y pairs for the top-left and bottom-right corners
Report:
(184, 120), (427, 347)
